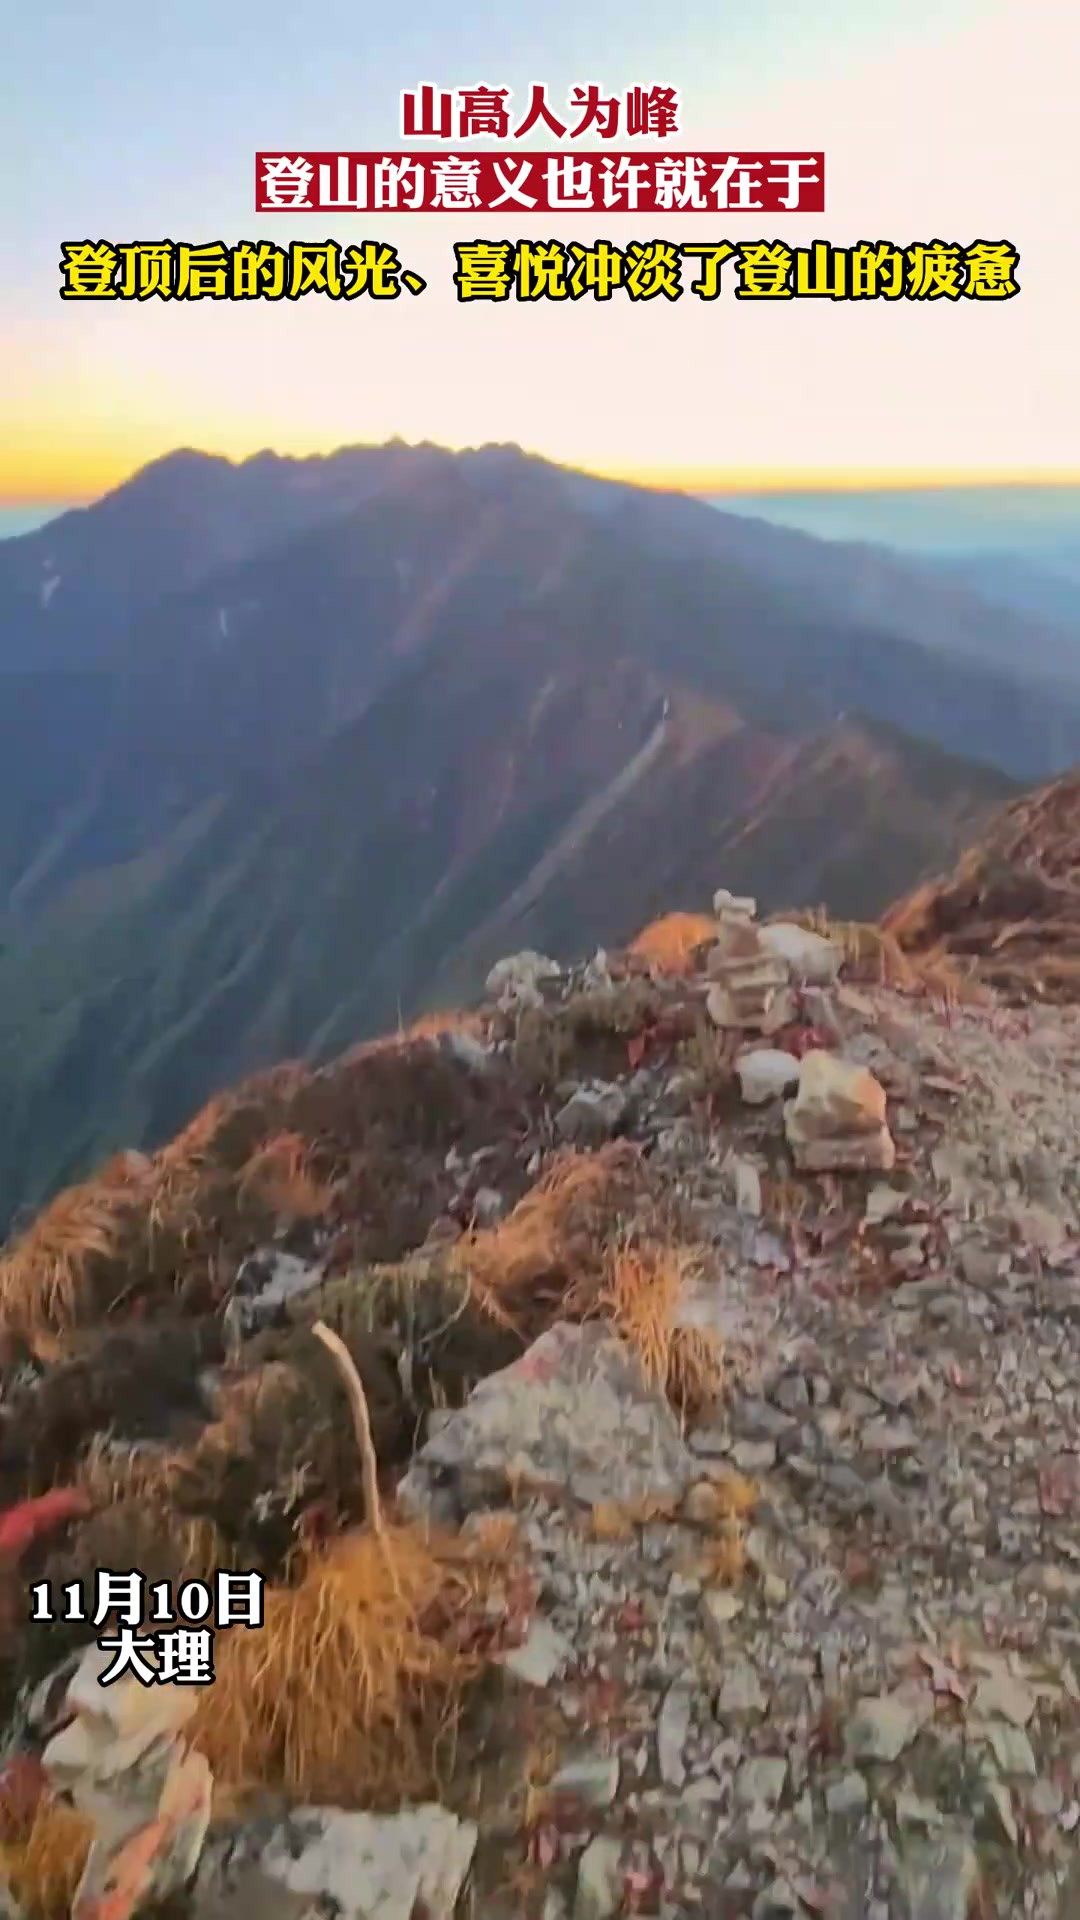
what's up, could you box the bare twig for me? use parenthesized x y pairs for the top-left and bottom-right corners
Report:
(312, 1319), (384, 1539)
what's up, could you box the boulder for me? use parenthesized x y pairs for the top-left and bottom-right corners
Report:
(735, 1049), (802, 1105)
(397, 1321), (697, 1517)
(485, 951), (561, 1005)
(784, 1049), (894, 1173)
(785, 1050), (887, 1138)
(759, 922), (843, 985)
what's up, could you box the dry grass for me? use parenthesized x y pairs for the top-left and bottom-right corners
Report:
(774, 907), (975, 1004)
(674, 1008), (739, 1107)
(68, 1438), (231, 1592)
(508, 980), (667, 1087)
(237, 1130), (335, 1220)
(188, 1325), (525, 1806)
(0, 1790), (93, 1920)
(347, 1009), (488, 1059)
(0, 1072), (339, 1343)
(578, 1239), (689, 1387)
(881, 783), (1080, 1004)
(628, 912), (719, 975)
(667, 1324), (726, 1425)
(159, 1065), (310, 1170)
(677, 1470), (757, 1587)
(188, 1516), (518, 1807)
(0, 1172), (148, 1342)
(572, 1239), (724, 1425)
(188, 1523), (450, 1800)
(453, 1144), (643, 1334)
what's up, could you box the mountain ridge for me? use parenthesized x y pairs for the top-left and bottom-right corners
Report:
(0, 438), (1061, 1229)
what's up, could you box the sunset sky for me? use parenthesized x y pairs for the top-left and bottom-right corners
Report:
(4, 0), (1075, 506)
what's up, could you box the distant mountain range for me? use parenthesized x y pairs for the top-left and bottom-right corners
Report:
(713, 484), (1080, 634)
(5, 439), (1080, 1228)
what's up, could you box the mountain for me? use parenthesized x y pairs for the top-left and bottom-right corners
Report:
(929, 547), (1080, 630)
(709, 483), (1080, 557)
(0, 440), (1066, 1227)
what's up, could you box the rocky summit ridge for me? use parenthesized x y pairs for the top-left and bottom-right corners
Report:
(0, 879), (1077, 1919)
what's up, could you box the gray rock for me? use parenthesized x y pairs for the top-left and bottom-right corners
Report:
(486, 951), (561, 999)
(847, 1693), (922, 1763)
(551, 1755), (620, 1809)
(985, 1723), (1037, 1777)
(470, 1185), (506, 1226)
(555, 1084), (630, 1147)
(861, 1417), (918, 1455)
(732, 1399), (798, 1443)
(752, 1878), (802, 1919)
(895, 1831), (980, 1920)
(574, 1836), (624, 1920)
(734, 1756), (787, 1813)
(398, 1321), (697, 1516)
(826, 1772), (869, 1817)
(774, 1373), (810, 1414)
(717, 1662), (766, 1716)
(657, 1685), (692, 1788)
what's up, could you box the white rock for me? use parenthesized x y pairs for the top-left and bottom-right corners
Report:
(700, 1590), (743, 1646)
(727, 1153), (762, 1216)
(736, 1048), (801, 1105)
(713, 888), (757, 920)
(485, 951), (561, 999)
(759, 922), (842, 984)
(574, 1836), (624, 1920)
(499, 1617), (574, 1688)
(260, 1805), (477, 1920)
(657, 1684), (691, 1788)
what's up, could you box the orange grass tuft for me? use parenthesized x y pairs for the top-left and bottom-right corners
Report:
(238, 1131), (335, 1221)
(188, 1521), (515, 1807)
(572, 1239), (725, 1423)
(345, 1008), (487, 1062)
(0, 1173), (145, 1340)
(454, 1144), (642, 1333)
(628, 912), (719, 975)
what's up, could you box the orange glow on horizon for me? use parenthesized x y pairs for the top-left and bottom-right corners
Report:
(6, 439), (1080, 511)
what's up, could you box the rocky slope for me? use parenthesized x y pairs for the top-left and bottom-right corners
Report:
(886, 768), (1080, 1003)
(0, 896), (1078, 1918)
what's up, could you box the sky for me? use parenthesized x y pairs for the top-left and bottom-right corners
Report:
(3, 0), (1076, 507)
